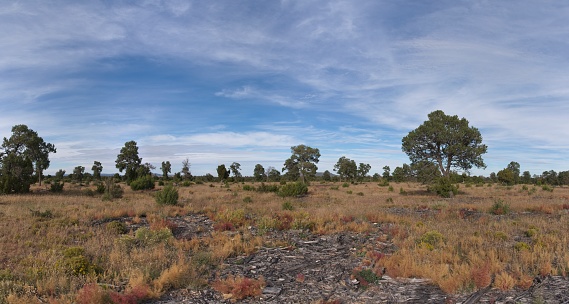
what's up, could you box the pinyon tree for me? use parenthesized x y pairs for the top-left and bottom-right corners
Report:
(402, 110), (487, 177)
(283, 145), (320, 184)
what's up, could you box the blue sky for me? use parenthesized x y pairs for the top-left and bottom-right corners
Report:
(1, 0), (569, 177)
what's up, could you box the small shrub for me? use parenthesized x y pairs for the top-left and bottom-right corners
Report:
(62, 247), (99, 276)
(134, 227), (173, 245)
(356, 192), (364, 196)
(342, 182), (350, 188)
(493, 231), (509, 241)
(330, 186), (339, 190)
(542, 184), (554, 192)
(242, 185), (255, 191)
(181, 180), (192, 187)
(106, 221), (128, 235)
(76, 284), (109, 304)
(50, 181), (64, 193)
(378, 179), (389, 187)
(30, 209), (53, 218)
(489, 199), (510, 215)
(282, 201), (294, 211)
(256, 183), (280, 193)
(102, 177), (123, 201)
(353, 268), (380, 288)
(214, 221), (235, 231)
(428, 177), (458, 198)
(130, 175), (155, 191)
(83, 188), (95, 197)
(278, 182), (308, 197)
(494, 272), (516, 291)
(155, 184), (179, 206)
(525, 228), (538, 238)
(471, 262), (492, 289)
(399, 187), (406, 195)
(514, 242), (531, 251)
(418, 230), (444, 250)
(158, 180), (165, 186)
(95, 183), (105, 194)
(346, 190), (353, 194)
(388, 186), (394, 192)
(243, 196), (252, 203)
(212, 275), (265, 301)
(385, 197), (393, 203)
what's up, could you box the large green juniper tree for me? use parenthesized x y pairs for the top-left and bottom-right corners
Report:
(283, 145), (320, 184)
(402, 110), (487, 178)
(1, 125), (56, 192)
(115, 140), (142, 184)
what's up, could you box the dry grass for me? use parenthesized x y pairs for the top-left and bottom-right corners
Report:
(1, 181), (569, 301)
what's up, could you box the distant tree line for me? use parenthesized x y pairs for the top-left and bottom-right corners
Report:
(3, 111), (568, 196)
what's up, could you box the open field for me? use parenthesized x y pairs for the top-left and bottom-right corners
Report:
(1, 181), (569, 303)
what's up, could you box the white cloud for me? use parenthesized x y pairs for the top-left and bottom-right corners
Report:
(2, 1), (569, 176)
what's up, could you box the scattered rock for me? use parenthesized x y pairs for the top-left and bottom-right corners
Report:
(147, 217), (569, 303)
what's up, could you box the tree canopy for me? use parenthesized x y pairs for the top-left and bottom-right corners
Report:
(92, 161), (103, 180)
(402, 110), (487, 177)
(333, 156), (357, 181)
(1, 125), (55, 192)
(115, 140), (142, 183)
(2, 124), (56, 186)
(283, 145), (320, 184)
(161, 161), (171, 179)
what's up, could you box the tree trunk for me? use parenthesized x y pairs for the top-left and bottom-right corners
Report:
(37, 164), (42, 186)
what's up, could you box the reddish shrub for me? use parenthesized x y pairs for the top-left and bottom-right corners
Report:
(274, 213), (294, 230)
(471, 262), (492, 289)
(212, 276), (265, 300)
(76, 283), (110, 304)
(214, 221), (235, 231)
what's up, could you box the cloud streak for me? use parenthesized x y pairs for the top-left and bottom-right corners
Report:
(1, 1), (568, 176)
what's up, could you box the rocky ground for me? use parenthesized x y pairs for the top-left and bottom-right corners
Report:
(135, 214), (569, 304)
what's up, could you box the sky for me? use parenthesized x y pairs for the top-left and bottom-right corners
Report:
(1, 0), (569, 177)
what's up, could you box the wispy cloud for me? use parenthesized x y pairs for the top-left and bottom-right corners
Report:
(1, 1), (569, 176)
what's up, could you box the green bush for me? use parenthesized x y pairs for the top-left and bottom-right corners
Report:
(134, 227), (173, 245)
(155, 184), (179, 206)
(489, 199), (510, 215)
(282, 201), (294, 211)
(428, 177), (458, 198)
(130, 175), (155, 191)
(50, 181), (64, 193)
(182, 180), (192, 187)
(106, 221), (128, 235)
(62, 247), (100, 276)
(278, 182), (308, 197)
(256, 183), (280, 193)
(242, 184), (255, 191)
(418, 230), (445, 250)
(102, 178), (123, 201)
(83, 189), (95, 197)
(95, 183), (105, 194)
